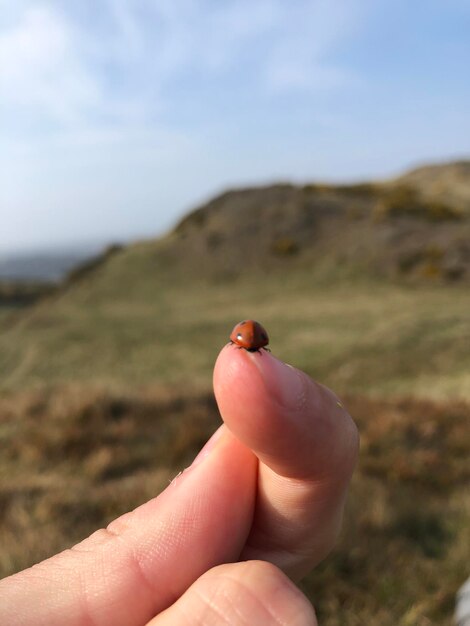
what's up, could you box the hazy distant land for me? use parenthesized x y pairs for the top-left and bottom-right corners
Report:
(0, 242), (113, 282)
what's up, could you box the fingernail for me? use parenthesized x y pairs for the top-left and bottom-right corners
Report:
(253, 354), (307, 412)
(190, 425), (225, 468)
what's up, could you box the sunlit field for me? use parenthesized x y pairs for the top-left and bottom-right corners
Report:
(1, 265), (469, 400)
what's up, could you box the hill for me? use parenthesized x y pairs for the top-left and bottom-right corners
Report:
(159, 160), (470, 283)
(396, 159), (470, 211)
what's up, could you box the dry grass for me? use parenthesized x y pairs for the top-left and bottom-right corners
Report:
(0, 385), (219, 575)
(0, 386), (468, 625)
(305, 395), (469, 625)
(1, 278), (469, 400)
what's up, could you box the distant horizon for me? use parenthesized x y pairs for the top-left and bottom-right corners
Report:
(3, 153), (468, 256)
(0, 235), (143, 257)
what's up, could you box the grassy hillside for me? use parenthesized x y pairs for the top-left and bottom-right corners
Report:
(0, 265), (469, 399)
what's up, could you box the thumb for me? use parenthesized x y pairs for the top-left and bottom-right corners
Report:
(148, 561), (317, 625)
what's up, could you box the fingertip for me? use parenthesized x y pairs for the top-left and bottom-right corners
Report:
(214, 343), (310, 415)
(149, 561), (317, 626)
(213, 343), (358, 482)
(213, 344), (277, 450)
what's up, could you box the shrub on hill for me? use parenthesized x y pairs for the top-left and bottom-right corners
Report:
(374, 186), (464, 221)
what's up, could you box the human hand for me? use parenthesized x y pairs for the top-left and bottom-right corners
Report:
(0, 344), (359, 625)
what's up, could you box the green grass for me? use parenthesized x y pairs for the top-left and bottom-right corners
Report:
(0, 260), (469, 400)
(0, 308), (15, 324)
(0, 306), (24, 338)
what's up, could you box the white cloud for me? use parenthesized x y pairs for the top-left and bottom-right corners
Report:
(0, 5), (104, 126)
(143, 0), (358, 87)
(0, 0), (361, 133)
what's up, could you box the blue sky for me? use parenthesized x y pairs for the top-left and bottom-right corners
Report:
(1, 0), (469, 252)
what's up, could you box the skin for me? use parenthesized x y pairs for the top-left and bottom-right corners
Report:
(0, 345), (359, 626)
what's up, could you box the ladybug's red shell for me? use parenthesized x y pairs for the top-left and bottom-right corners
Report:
(230, 320), (269, 352)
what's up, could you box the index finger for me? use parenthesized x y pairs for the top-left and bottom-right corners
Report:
(214, 344), (359, 579)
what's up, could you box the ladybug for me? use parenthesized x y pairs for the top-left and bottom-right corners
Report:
(229, 320), (269, 353)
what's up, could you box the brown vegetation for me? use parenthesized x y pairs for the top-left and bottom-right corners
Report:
(0, 386), (468, 625)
